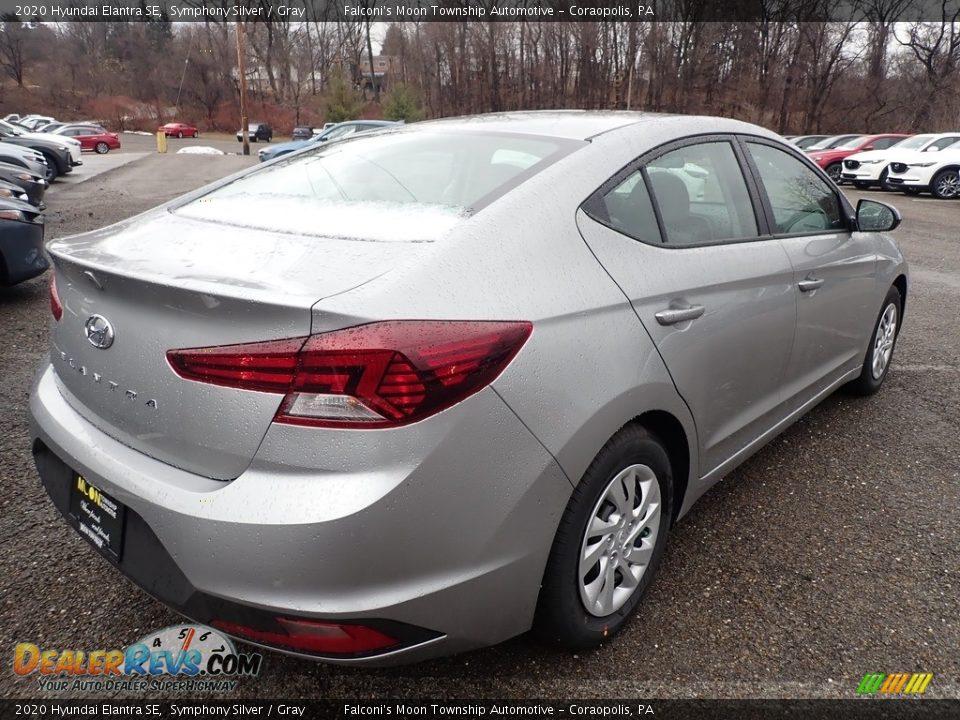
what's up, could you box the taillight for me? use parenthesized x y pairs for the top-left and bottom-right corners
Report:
(212, 618), (398, 655)
(167, 320), (532, 428)
(49, 275), (62, 321)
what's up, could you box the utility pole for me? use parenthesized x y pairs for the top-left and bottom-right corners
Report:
(235, 16), (249, 156)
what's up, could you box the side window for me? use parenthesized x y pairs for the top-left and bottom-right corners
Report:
(600, 171), (663, 245)
(647, 141), (758, 245)
(746, 142), (844, 235)
(872, 137), (898, 150)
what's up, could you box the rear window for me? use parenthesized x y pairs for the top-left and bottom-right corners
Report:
(176, 130), (577, 240)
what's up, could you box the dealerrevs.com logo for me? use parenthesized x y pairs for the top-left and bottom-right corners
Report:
(14, 624), (262, 693)
(856, 672), (934, 696)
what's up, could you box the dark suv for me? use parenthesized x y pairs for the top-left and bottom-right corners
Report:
(236, 123), (273, 143)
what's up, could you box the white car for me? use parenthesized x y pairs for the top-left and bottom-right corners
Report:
(885, 139), (960, 198)
(19, 115), (55, 131)
(0, 119), (82, 166)
(841, 132), (960, 189)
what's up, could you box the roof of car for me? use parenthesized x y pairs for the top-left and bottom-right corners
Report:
(409, 110), (778, 142)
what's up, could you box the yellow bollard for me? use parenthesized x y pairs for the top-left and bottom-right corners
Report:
(156, 131), (167, 154)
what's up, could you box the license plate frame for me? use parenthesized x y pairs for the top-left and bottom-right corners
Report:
(69, 474), (126, 560)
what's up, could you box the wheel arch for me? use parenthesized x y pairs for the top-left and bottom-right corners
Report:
(893, 273), (907, 325)
(629, 410), (690, 523)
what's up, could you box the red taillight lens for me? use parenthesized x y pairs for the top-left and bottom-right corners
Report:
(212, 618), (398, 655)
(168, 320), (532, 428)
(49, 275), (62, 321)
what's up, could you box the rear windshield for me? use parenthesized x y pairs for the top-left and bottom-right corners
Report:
(176, 130), (577, 240)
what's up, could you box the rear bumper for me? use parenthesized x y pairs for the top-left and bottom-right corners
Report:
(29, 362), (571, 665)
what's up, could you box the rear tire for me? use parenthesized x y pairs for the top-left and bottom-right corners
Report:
(826, 163), (842, 183)
(534, 424), (673, 650)
(94, 142), (109, 154)
(847, 285), (902, 396)
(177, 131), (183, 139)
(192, 131), (198, 138)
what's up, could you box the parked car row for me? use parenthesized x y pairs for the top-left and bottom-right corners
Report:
(0, 115), (48, 286)
(786, 131), (960, 199)
(2, 113), (123, 177)
(0, 113), (113, 285)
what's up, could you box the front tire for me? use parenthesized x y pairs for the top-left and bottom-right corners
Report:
(534, 424), (673, 650)
(192, 131), (198, 138)
(879, 167), (893, 191)
(847, 285), (902, 396)
(854, 181), (870, 189)
(930, 169), (960, 199)
(40, 152), (59, 182)
(94, 142), (109, 154)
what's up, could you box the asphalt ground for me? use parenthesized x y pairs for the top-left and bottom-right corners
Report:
(0, 152), (958, 701)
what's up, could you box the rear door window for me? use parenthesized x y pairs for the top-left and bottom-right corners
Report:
(647, 142), (759, 245)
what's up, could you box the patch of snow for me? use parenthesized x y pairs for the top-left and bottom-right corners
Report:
(176, 146), (225, 155)
(123, 130), (153, 136)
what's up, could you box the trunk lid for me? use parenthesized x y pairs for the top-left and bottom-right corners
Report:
(47, 209), (426, 480)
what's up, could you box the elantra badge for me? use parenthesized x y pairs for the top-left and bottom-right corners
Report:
(84, 315), (115, 349)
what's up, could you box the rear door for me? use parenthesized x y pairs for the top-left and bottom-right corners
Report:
(577, 136), (797, 476)
(741, 138), (878, 408)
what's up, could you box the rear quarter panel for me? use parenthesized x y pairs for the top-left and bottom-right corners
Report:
(310, 120), (753, 504)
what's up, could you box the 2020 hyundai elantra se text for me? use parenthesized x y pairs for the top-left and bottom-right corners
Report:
(30, 112), (907, 665)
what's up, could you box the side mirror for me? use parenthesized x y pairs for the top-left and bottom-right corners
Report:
(863, 145), (875, 151)
(856, 198), (901, 232)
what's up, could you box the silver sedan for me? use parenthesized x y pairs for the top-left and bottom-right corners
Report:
(30, 111), (907, 664)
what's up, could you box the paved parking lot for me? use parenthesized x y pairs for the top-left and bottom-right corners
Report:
(0, 152), (957, 700)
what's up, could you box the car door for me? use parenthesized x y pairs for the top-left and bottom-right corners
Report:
(741, 138), (878, 409)
(577, 137), (797, 476)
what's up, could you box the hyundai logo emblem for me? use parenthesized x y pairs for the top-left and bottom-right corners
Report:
(84, 315), (115, 349)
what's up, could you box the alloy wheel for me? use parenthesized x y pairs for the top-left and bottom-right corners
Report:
(872, 303), (898, 380)
(578, 464), (661, 617)
(934, 171), (960, 199)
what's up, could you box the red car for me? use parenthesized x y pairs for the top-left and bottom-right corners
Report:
(160, 122), (199, 138)
(53, 124), (121, 154)
(806, 133), (910, 183)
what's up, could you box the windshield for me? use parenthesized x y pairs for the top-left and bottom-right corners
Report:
(896, 134), (932, 150)
(0, 120), (23, 136)
(808, 135), (858, 150)
(835, 136), (869, 150)
(177, 130), (578, 240)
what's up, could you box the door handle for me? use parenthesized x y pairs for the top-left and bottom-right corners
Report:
(655, 304), (705, 325)
(798, 277), (825, 292)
